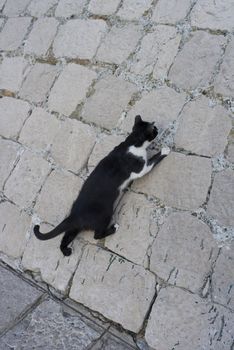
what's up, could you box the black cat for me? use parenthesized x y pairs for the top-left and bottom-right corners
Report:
(34, 115), (170, 256)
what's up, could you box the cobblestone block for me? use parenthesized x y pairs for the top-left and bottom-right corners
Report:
(19, 108), (60, 151)
(82, 76), (137, 130)
(150, 212), (218, 293)
(191, 0), (234, 31)
(0, 202), (30, 258)
(53, 19), (107, 59)
(169, 31), (225, 90)
(19, 63), (58, 103)
(121, 86), (186, 132)
(50, 118), (96, 172)
(3, 0), (30, 16)
(175, 96), (232, 156)
(35, 170), (83, 225)
(88, 0), (120, 15)
(0, 96), (30, 139)
(105, 192), (157, 265)
(145, 286), (234, 350)
(152, 0), (192, 24)
(0, 139), (19, 188)
(131, 25), (180, 79)
(133, 152), (212, 210)
(117, 0), (152, 20)
(0, 57), (28, 92)
(55, 0), (86, 17)
(4, 150), (50, 209)
(24, 18), (59, 56)
(48, 63), (96, 116)
(207, 169), (234, 227)
(0, 17), (31, 51)
(96, 24), (142, 65)
(27, 0), (58, 17)
(70, 245), (156, 332)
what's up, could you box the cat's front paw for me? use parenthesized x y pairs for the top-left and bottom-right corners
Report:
(114, 223), (119, 232)
(161, 146), (170, 155)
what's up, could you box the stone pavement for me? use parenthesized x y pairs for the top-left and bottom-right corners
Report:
(0, 0), (234, 349)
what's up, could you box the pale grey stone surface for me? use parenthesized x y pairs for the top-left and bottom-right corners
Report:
(227, 142), (234, 163)
(175, 96), (232, 156)
(0, 139), (19, 188)
(96, 24), (142, 65)
(131, 25), (181, 79)
(207, 169), (234, 227)
(0, 201), (30, 258)
(92, 332), (136, 350)
(82, 76), (137, 130)
(50, 118), (96, 172)
(0, 0), (6, 11)
(35, 169), (83, 225)
(152, 0), (192, 24)
(0, 17), (31, 51)
(169, 31), (225, 90)
(150, 212), (219, 293)
(19, 108), (60, 150)
(0, 266), (42, 333)
(105, 192), (157, 265)
(121, 86), (186, 132)
(0, 57), (28, 92)
(19, 63), (58, 103)
(24, 17), (59, 56)
(191, 0), (234, 31)
(27, 0), (58, 17)
(145, 286), (234, 350)
(88, 0), (120, 15)
(212, 243), (234, 310)
(214, 37), (234, 98)
(133, 152), (212, 210)
(3, 0), (30, 16)
(53, 19), (107, 59)
(117, 0), (152, 20)
(4, 150), (50, 209)
(0, 97), (30, 139)
(48, 63), (97, 116)
(70, 245), (156, 332)
(55, 0), (86, 17)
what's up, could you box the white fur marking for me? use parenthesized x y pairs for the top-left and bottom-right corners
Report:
(114, 223), (119, 231)
(161, 146), (170, 155)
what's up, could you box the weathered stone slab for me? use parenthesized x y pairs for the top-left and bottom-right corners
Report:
(150, 212), (218, 293)
(130, 25), (180, 80)
(207, 169), (234, 227)
(92, 332), (135, 350)
(35, 169), (83, 225)
(0, 299), (103, 349)
(70, 245), (156, 332)
(191, 0), (234, 31)
(19, 63), (58, 103)
(169, 31), (225, 90)
(27, 0), (57, 16)
(117, 0), (152, 20)
(175, 96), (232, 156)
(133, 152), (212, 210)
(0, 139), (19, 189)
(0, 57), (28, 92)
(152, 0), (192, 24)
(24, 18), (59, 56)
(227, 142), (234, 163)
(121, 86), (186, 132)
(212, 243), (234, 310)
(0, 17), (31, 51)
(4, 150), (50, 209)
(50, 118), (96, 172)
(96, 24), (142, 65)
(55, 0), (86, 17)
(19, 108), (60, 151)
(0, 202), (30, 258)
(82, 76), (137, 130)
(3, 0), (30, 16)
(22, 224), (84, 293)
(53, 19), (107, 59)
(0, 97), (30, 139)
(0, 266), (41, 334)
(145, 286), (234, 350)
(214, 37), (234, 98)
(88, 0), (120, 15)
(105, 192), (157, 265)
(48, 63), (97, 116)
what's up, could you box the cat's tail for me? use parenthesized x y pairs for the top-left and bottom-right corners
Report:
(34, 217), (73, 241)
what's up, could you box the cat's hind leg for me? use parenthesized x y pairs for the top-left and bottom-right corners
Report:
(60, 229), (78, 256)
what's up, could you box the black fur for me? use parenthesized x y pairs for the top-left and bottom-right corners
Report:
(34, 115), (168, 256)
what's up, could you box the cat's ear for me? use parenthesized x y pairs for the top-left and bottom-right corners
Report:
(134, 115), (142, 125)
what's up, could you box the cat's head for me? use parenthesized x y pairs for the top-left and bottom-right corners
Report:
(131, 115), (158, 145)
